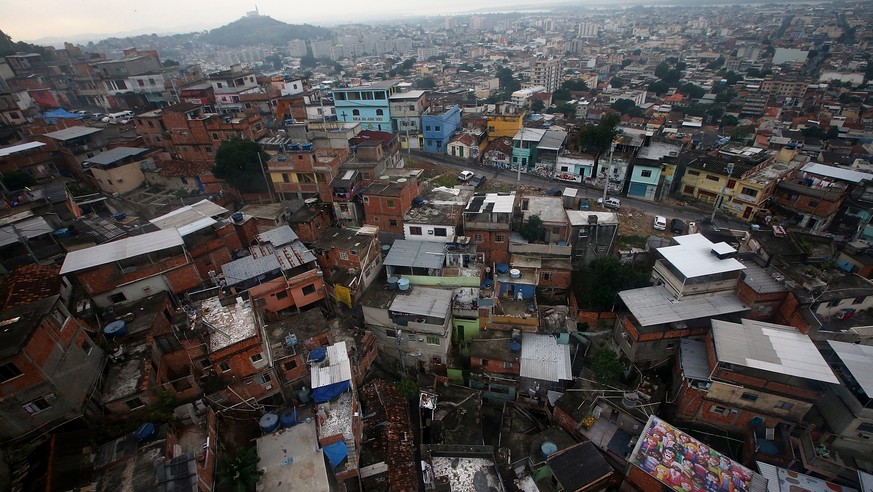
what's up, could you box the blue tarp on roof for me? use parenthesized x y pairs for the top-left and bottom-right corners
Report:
(323, 440), (348, 468)
(311, 380), (350, 403)
(39, 109), (84, 120)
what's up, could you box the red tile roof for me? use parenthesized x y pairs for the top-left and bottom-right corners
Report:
(0, 264), (61, 309)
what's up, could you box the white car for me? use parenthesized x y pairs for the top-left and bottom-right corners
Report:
(653, 216), (667, 230)
(458, 170), (475, 182)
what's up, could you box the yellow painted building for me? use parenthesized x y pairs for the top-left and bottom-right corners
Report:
(486, 111), (526, 141)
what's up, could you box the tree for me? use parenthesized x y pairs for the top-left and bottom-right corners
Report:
(554, 103), (578, 118)
(530, 100), (545, 112)
(609, 77), (624, 89)
(162, 59), (180, 67)
(591, 347), (624, 383)
(212, 138), (271, 193)
(622, 59), (633, 68)
(611, 98), (637, 115)
(217, 446), (263, 492)
(654, 62), (670, 79)
(647, 80), (670, 95)
(680, 83), (706, 100)
(415, 76), (437, 89)
(706, 56), (725, 70)
(661, 69), (681, 85)
(721, 114), (738, 127)
(300, 54), (317, 68)
(520, 215), (544, 242)
(562, 79), (589, 91)
(585, 256), (650, 311)
(496, 67), (520, 92)
(579, 113), (620, 154)
(396, 378), (418, 400)
(552, 88), (571, 102)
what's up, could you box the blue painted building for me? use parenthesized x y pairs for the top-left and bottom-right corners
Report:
(331, 81), (399, 131)
(626, 158), (662, 201)
(421, 105), (461, 154)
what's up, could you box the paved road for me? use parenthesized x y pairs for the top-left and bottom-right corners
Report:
(409, 150), (749, 230)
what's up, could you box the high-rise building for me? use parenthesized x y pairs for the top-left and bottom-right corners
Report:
(530, 58), (562, 93)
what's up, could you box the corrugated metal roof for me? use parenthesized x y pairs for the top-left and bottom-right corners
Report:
(519, 333), (572, 382)
(464, 192), (515, 214)
(149, 199), (228, 236)
(384, 240), (445, 269)
(0, 216), (53, 247)
(680, 338), (712, 381)
(221, 254), (281, 286)
(60, 229), (184, 274)
(0, 141), (45, 158)
(756, 462), (780, 492)
(256, 225), (299, 247)
(757, 461), (858, 492)
(84, 146), (148, 166)
(389, 287), (452, 318)
(43, 126), (102, 141)
(311, 341), (352, 388)
(659, 234), (745, 278)
(858, 471), (873, 492)
(538, 129), (567, 151)
(801, 162), (873, 184)
(712, 319), (838, 384)
(619, 286), (748, 327)
(828, 340), (873, 396)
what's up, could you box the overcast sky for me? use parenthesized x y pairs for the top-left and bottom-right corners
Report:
(4, 0), (527, 43)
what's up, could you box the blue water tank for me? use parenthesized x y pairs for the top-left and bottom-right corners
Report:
(298, 386), (312, 404)
(279, 407), (299, 428)
(104, 320), (127, 337)
(113, 211), (126, 221)
(387, 276), (400, 290)
(134, 422), (155, 441)
(52, 228), (71, 238)
(481, 279), (493, 289)
(397, 278), (410, 291)
(259, 413), (280, 433)
(231, 212), (244, 223)
(510, 341), (521, 353)
(541, 441), (558, 458)
(310, 347), (327, 363)
(496, 264), (510, 274)
(302, 143), (313, 151)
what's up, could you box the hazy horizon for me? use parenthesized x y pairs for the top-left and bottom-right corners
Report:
(4, 0), (551, 45)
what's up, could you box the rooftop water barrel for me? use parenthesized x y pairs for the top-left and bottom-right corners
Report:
(481, 279), (493, 289)
(231, 212), (244, 223)
(113, 211), (126, 221)
(496, 264), (510, 274)
(387, 276), (400, 290)
(310, 347), (327, 363)
(510, 340), (522, 353)
(134, 422), (155, 441)
(509, 269), (522, 279)
(540, 441), (558, 458)
(397, 278), (411, 291)
(279, 407), (299, 428)
(52, 228), (71, 238)
(381, 244), (392, 256)
(259, 413), (280, 433)
(302, 143), (313, 151)
(103, 320), (127, 337)
(298, 386), (312, 404)
(284, 333), (298, 348)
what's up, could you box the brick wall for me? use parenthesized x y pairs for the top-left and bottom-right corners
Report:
(164, 263), (205, 293)
(538, 269), (572, 290)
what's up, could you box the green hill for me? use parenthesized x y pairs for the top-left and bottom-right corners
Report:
(0, 29), (52, 58)
(202, 15), (330, 47)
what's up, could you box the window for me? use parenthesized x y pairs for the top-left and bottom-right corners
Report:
(775, 401), (794, 410)
(339, 251), (350, 261)
(283, 359), (298, 370)
(709, 405), (730, 416)
(828, 299), (841, 308)
(200, 359), (212, 368)
(410, 226), (423, 235)
(0, 363), (23, 383)
(386, 199), (396, 209)
(109, 292), (127, 303)
(474, 234), (483, 243)
(302, 284), (317, 296)
(434, 228), (447, 237)
(740, 392), (759, 402)
(542, 272), (552, 280)
(425, 125), (431, 131)
(706, 174), (720, 182)
(251, 353), (264, 364)
(435, 126), (441, 131)
(641, 170), (653, 178)
(857, 423), (873, 434)
(808, 200), (819, 208)
(727, 179), (736, 189)
(495, 234), (505, 243)
(426, 336), (440, 345)
(386, 329), (397, 338)
(389, 219), (398, 227)
(219, 362), (231, 372)
(854, 296), (868, 304)
(275, 291), (288, 300)
(81, 338), (94, 355)
(23, 397), (52, 415)
(688, 170), (700, 176)
(212, 132), (219, 140)
(503, 361), (513, 368)
(376, 109), (384, 116)
(740, 187), (758, 197)
(352, 109), (360, 116)
(126, 398), (145, 410)
(256, 373), (272, 385)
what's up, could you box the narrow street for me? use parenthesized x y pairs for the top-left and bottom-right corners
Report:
(408, 150), (750, 231)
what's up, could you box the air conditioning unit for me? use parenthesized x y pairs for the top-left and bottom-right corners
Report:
(45, 393), (57, 402)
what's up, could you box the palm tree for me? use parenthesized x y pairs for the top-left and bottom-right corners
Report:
(217, 446), (262, 492)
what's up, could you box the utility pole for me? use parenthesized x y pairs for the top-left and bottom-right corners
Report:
(257, 152), (275, 203)
(11, 223), (38, 262)
(396, 329), (405, 374)
(711, 162), (734, 222)
(602, 143), (614, 206)
(517, 128), (524, 183)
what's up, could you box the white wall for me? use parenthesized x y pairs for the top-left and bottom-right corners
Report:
(403, 223), (456, 242)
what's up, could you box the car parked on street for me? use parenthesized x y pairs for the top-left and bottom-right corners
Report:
(671, 218), (685, 234)
(603, 197), (621, 209)
(458, 170), (475, 182)
(580, 198), (590, 210)
(653, 216), (667, 230)
(470, 174), (486, 188)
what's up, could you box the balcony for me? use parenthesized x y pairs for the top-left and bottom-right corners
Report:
(796, 430), (859, 482)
